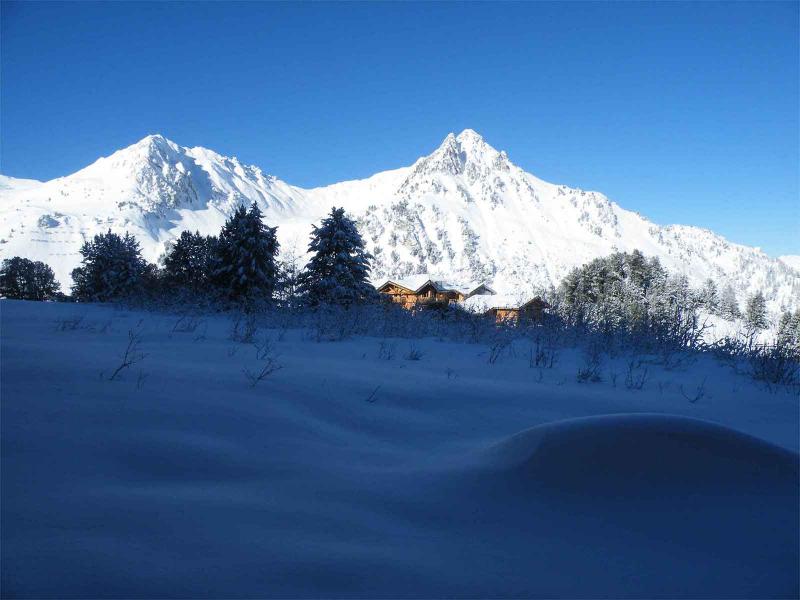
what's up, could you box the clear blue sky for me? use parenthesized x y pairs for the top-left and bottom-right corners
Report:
(2, 2), (798, 256)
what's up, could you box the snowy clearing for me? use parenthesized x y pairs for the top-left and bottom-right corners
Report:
(2, 299), (798, 597)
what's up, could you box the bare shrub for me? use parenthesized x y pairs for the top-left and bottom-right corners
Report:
(56, 315), (84, 331)
(487, 329), (513, 365)
(243, 338), (282, 387)
(680, 377), (708, 403)
(108, 328), (147, 381)
(310, 306), (359, 342)
(624, 357), (649, 390)
(192, 322), (208, 343)
(657, 345), (696, 371)
(136, 369), (148, 390)
(377, 340), (396, 360)
(529, 335), (558, 369)
(90, 319), (113, 334)
(253, 335), (276, 361)
(230, 312), (258, 343)
(609, 370), (618, 388)
(749, 344), (800, 390)
(243, 359), (282, 387)
(405, 344), (424, 361)
(577, 343), (603, 383)
(172, 314), (204, 334)
(365, 385), (381, 403)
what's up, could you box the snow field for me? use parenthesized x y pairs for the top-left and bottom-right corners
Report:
(2, 299), (798, 597)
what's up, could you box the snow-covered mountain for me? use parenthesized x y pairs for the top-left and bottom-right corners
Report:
(1, 130), (798, 313)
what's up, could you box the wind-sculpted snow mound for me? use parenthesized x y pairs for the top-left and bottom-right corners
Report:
(447, 414), (800, 596)
(481, 413), (799, 494)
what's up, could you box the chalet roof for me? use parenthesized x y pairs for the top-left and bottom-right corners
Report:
(462, 294), (549, 312)
(375, 275), (433, 293)
(465, 282), (496, 296)
(462, 294), (526, 312)
(375, 276), (495, 296)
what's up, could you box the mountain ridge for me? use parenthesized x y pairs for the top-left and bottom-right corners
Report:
(1, 130), (797, 314)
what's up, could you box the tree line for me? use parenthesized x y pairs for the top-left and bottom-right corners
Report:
(556, 249), (798, 348)
(0, 204), (376, 308)
(1, 211), (798, 352)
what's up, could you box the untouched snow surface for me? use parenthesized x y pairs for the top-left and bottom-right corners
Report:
(2, 300), (798, 598)
(1, 130), (798, 315)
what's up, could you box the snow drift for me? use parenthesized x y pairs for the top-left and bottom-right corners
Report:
(481, 413), (799, 492)
(2, 300), (798, 597)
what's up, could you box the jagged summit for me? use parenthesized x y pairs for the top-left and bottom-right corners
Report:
(411, 129), (509, 177)
(0, 131), (797, 314)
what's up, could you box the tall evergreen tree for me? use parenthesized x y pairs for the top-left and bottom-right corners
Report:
(698, 278), (719, 313)
(0, 257), (60, 300)
(71, 230), (148, 301)
(299, 207), (375, 305)
(163, 230), (218, 291)
(744, 291), (769, 332)
(212, 202), (279, 301)
(776, 310), (800, 351)
(718, 285), (742, 320)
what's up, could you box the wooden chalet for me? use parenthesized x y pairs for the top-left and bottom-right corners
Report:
(375, 276), (495, 310)
(461, 294), (550, 324)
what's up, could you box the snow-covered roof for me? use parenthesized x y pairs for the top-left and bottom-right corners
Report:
(375, 275), (494, 296)
(464, 282), (496, 296)
(375, 275), (433, 293)
(462, 294), (531, 312)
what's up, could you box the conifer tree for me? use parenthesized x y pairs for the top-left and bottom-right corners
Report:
(0, 257), (60, 300)
(212, 202), (279, 301)
(698, 278), (719, 313)
(71, 230), (148, 301)
(298, 207), (375, 305)
(718, 285), (742, 320)
(744, 291), (769, 332)
(776, 310), (800, 351)
(163, 230), (218, 291)
(276, 241), (303, 306)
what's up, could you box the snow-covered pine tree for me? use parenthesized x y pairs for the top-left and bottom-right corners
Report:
(298, 207), (376, 306)
(744, 291), (769, 332)
(71, 230), (148, 301)
(275, 240), (303, 306)
(163, 230), (218, 291)
(211, 202), (279, 301)
(698, 278), (719, 313)
(718, 285), (742, 320)
(776, 310), (800, 352)
(0, 257), (60, 301)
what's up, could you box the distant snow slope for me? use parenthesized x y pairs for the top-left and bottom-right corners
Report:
(1, 131), (797, 313)
(780, 255), (800, 272)
(2, 300), (798, 597)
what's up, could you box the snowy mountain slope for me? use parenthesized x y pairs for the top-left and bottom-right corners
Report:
(1, 130), (797, 313)
(780, 255), (800, 272)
